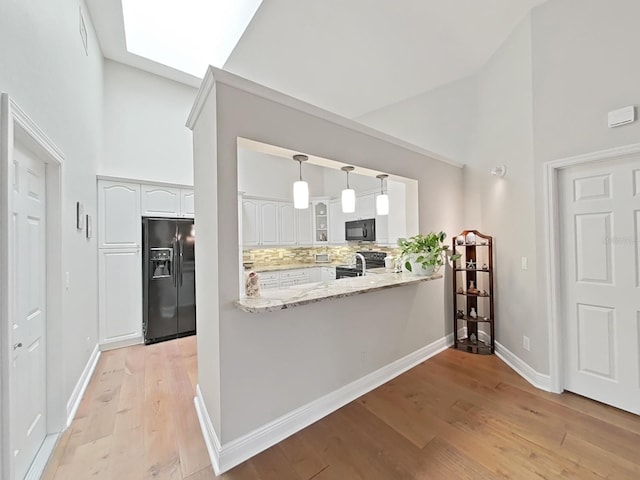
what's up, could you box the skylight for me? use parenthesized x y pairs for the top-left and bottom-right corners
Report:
(122, 0), (263, 78)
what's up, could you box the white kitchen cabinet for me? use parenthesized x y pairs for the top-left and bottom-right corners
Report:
(312, 199), (330, 245)
(242, 198), (260, 246)
(98, 248), (142, 348)
(329, 199), (345, 244)
(357, 193), (376, 220)
(180, 189), (195, 218)
(309, 267), (321, 283)
(296, 206), (313, 245)
(98, 180), (141, 249)
(321, 267), (336, 281)
(279, 202), (296, 245)
(141, 185), (181, 217)
(260, 201), (280, 245)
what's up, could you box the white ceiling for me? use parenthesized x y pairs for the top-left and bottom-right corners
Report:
(87, 0), (547, 118)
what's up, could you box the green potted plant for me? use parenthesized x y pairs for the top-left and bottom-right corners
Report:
(398, 231), (460, 276)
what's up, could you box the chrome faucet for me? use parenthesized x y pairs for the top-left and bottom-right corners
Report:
(354, 253), (366, 276)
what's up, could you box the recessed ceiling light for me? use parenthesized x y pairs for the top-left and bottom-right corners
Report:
(122, 0), (263, 77)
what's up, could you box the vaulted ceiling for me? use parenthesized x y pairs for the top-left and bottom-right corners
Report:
(87, 0), (547, 118)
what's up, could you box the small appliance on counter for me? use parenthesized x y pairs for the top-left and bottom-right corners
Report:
(314, 253), (331, 263)
(335, 251), (387, 279)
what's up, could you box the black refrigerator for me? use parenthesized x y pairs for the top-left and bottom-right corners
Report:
(143, 218), (196, 344)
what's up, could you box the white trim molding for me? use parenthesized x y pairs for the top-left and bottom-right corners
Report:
(99, 334), (143, 352)
(195, 334), (454, 475)
(495, 341), (551, 392)
(543, 142), (640, 395)
(66, 344), (101, 426)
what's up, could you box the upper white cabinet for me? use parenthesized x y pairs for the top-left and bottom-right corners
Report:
(98, 180), (141, 249)
(312, 199), (330, 245)
(296, 206), (313, 245)
(260, 201), (280, 245)
(141, 185), (195, 218)
(181, 189), (195, 218)
(329, 199), (345, 244)
(141, 185), (180, 217)
(242, 198), (260, 246)
(357, 193), (376, 220)
(279, 202), (296, 245)
(242, 196), (315, 247)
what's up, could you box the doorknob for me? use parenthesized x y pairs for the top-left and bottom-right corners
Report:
(13, 342), (23, 351)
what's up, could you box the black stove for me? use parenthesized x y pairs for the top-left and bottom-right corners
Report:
(335, 251), (387, 279)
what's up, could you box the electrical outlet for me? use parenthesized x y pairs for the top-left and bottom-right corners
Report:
(523, 336), (530, 351)
(521, 257), (528, 270)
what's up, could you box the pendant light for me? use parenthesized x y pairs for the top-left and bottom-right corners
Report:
(292, 154), (309, 209)
(341, 166), (356, 213)
(376, 174), (389, 215)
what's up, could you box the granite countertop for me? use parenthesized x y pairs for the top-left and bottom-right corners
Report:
(235, 272), (442, 313)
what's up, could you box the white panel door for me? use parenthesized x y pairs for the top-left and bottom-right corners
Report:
(180, 188), (195, 218)
(98, 181), (141, 248)
(560, 155), (640, 414)
(260, 201), (279, 245)
(279, 202), (296, 245)
(141, 185), (180, 217)
(11, 144), (47, 479)
(242, 199), (260, 246)
(99, 248), (143, 345)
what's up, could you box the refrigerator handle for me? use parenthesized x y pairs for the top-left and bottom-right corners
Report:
(172, 239), (178, 287)
(179, 238), (184, 286)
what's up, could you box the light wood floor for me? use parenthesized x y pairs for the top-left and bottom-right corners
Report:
(42, 337), (640, 479)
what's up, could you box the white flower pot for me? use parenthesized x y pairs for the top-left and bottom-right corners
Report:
(402, 254), (437, 276)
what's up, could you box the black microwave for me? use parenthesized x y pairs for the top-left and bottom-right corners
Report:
(345, 218), (376, 242)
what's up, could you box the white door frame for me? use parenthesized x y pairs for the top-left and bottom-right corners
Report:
(544, 141), (640, 394)
(0, 94), (65, 479)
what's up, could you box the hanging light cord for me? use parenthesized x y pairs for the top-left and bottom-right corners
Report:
(346, 170), (350, 188)
(299, 160), (302, 181)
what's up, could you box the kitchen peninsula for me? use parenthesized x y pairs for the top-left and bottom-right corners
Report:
(236, 271), (442, 313)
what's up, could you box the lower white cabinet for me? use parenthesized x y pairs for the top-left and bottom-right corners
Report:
(309, 267), (322, 283)
(98, 248), (142, 348)
(321, 267), (336, 281)
(258, 268), (318, 289)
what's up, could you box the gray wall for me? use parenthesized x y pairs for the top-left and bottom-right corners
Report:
(357, 75), (478, 165)
(191, 71), (465, 443)
(353, 0), (640, 377)
(0, 0), (103, 406)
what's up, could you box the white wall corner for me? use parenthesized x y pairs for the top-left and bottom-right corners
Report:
(194, 333), (454, 474)
(66, 344), (101, 426)
(194, 384), (222, 474)
(495, 341), (551, 392)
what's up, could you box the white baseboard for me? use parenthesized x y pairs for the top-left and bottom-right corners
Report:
(495, 341), (551, 392)
(99, 334), (143, 352)
(195, 333), (454, 474)
(66, 344), (101, 426)
(24, 433), (59, 480)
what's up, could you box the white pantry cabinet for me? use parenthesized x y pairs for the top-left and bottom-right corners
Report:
(98, 181), (141, 249)
(98, 248), (142, 347)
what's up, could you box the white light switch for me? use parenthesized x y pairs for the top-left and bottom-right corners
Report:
(521, 257), (528, 270)
(65, 271), (70, 290)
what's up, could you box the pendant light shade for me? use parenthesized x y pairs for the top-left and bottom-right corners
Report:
(293, 154), (309, 209)
(376, 174), (389, 216)
(341, 166), (356, 213)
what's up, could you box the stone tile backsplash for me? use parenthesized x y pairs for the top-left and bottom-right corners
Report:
(243, 245), (399, 267)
